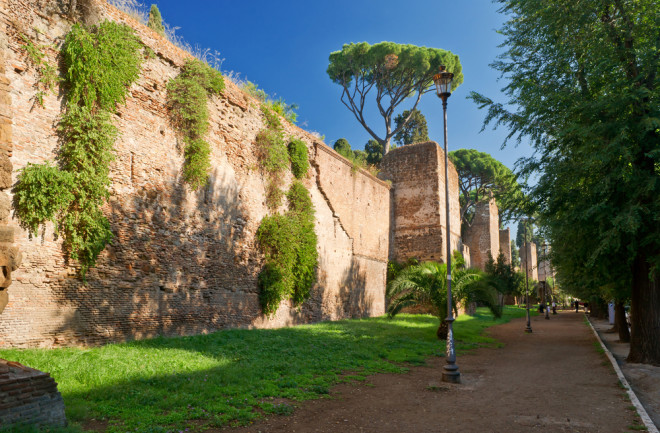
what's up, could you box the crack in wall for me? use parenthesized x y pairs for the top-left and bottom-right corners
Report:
(310, 143), (355, 255)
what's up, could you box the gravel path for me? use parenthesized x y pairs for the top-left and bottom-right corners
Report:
(227, 311), (644, 433)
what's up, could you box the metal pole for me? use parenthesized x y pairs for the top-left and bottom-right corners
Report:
(441, 97), (460, 384)
(544, 245), (550, 320)
(524, 218), (532, 333)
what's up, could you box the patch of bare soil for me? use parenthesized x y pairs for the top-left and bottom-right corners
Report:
(226, 312), (641, 433)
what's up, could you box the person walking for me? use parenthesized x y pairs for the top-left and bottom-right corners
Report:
(575, 299), (579, 313)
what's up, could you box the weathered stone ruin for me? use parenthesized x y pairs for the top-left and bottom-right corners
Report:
(463, 198), (500, 271)
(380, 141), (461, 265)
(520, 242), (538, 281)
(0, 360), (66, 428)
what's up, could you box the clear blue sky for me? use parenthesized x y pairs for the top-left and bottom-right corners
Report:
(150, 0), (534, 175)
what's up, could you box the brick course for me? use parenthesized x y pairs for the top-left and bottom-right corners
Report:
(0, 359), (66, 428)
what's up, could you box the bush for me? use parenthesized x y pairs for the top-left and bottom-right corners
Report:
(288, 139), (309, 179)
(257, 183), (317, 315)
(167, 59), (224, 189)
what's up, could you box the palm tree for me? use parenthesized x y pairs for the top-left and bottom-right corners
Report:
(387, 261), (502, 339)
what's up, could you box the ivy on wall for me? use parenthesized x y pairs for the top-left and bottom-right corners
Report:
(167, 59), (224, 190)
(13, 21), (143, 276)
(19, 34), (59, 107)
(256, 106), (318, 315)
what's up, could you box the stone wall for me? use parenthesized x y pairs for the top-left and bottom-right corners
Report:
(0, 359), (66, 427)
(463, 198), (500, 271)
(379, 141), (461, 264)
(537, 244), (551, 282)
(0, 0), (389, 347)
(499, 229), (511, 265)
(0, 0), (20, 315)
(520, 242), (538, 281)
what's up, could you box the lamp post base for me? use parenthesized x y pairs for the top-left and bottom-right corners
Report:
(442, 365), (461, 384)
(525, 326), (533, 333)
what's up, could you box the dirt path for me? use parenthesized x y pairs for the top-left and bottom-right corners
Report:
(228, 312), (641, 433)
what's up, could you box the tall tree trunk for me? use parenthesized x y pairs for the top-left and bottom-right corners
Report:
(615, 300), (630, 343)
(627, 253), (660, 365)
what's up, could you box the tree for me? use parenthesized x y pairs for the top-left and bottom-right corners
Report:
(147, 4), (165, 36)
(393, 109), (429, 145)
(364, 139), (383, 165)
(449, 149), (522, 228)
(327, 42), (463, 155)
(471, 0), (660, 364)
(333, 138), (353, 159)
(510, 240), (520, 267)
(387, 261), (501, 339)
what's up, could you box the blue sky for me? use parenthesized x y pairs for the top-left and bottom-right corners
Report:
(151, 0), (535, 174)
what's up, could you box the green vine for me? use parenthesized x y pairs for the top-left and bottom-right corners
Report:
(257, 181), (317, 315)
(167, 59), (225, 190)
(19, 34), (60, 107)
(288, 138), (309, 179)
(256, 104), (288, 209)
(13, 21), (143, 276)
(256, 106), (318, 315)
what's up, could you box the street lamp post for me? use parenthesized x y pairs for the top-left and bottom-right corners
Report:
(543, 244), (550, 320)
(434, 65), (460, 384)
(523, 217), (532, 333)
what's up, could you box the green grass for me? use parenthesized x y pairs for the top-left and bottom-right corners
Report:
(0, 307), (526, 432)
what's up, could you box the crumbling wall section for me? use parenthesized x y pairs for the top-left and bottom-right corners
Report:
(520, 242), (538, 281)
(379, 141), (461, 264)
(463, 199), (500, 271)
(499, 229), (511, 265)
(0, 0), (388, 347)
(0, 359), (66, 428)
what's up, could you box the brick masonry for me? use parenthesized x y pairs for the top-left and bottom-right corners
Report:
(0, 359), (66, 427)
(0, 0), (21, 316)
(379, 141), (461, 265)
(537, 244), (551, 282)
(463, 198), (500, 271)
(499, 228), (511, 265)
(0, 0), (389, 347)
(520, 242), (538, 281)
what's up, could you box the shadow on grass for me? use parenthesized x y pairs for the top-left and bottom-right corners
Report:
(0, 309), (525, 433)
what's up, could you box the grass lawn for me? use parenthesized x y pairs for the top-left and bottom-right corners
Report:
(0, 307), (528, 433)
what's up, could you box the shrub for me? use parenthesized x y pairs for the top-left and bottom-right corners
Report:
(257, 183), (317, 315)
(167, 59), (224, 189)
(288, 139), (309, 179)
(19, 34), (59, 107)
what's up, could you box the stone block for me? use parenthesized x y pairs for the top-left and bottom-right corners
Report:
(0, 289), (7, 314)
(0, 245), (22, 271)
(0, 153), (12, 189)
(0, 192), (10, 222)
(0, 226), (14, 243)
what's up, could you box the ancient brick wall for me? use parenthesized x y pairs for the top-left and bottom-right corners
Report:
(537, 244), (551, 282)
(0, 359), (66, 427)
(0, 0), (389, 347)
(379, 141), (461, 264)
(499, 229), (511, 265)
(0, 0), (20, 315)
(463, 198), (500, 271)
(520, 242), (538, 281)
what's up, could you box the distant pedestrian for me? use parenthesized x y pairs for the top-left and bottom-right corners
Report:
(575, 300), (579, 313)
(552, 301), (557, 315)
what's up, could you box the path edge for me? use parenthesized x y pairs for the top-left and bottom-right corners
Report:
(586, 316), (659, 433)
